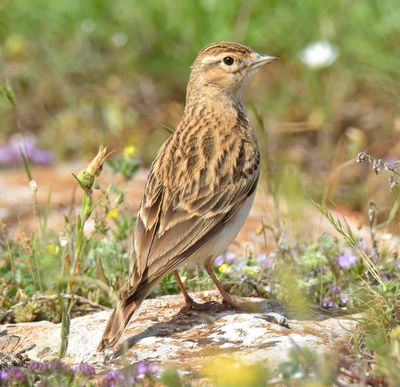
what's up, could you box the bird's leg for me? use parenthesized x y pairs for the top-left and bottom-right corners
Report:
(173, 270), (196, 305)
(173, 270), (218, 310)
(204, 259), (262, 312)
(204, 259), (236, 307)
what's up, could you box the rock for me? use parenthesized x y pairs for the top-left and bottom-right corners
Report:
(0, 291), (356, 375)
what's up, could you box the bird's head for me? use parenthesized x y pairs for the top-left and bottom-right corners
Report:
(188, 41), (277, 100)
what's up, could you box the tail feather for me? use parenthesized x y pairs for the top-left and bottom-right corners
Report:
(97, 292), (146, 351)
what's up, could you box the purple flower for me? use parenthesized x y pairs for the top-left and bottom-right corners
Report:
(146, 363), (159, 375)
(225, 252), (236, 264)
(337, 251), (358, 268)
(27, 360), (49, 372)
(322, 299), (338, 309)
(136, 362), (147, 376)
(340, 293), (349, 304)
(236, 261), (245, 270)
(214, 256), (224, 267)
(46, 359), (72, 376)
(257, 253), (272, 268)
(74, 363), (96, 377)
(331, 285), (341, 293)
(0, 134), (53, 167)
(0, 371), (8, 380)
(27, 360), (95, 384)
(383, 156), (399, 167)
(136, 362), (159, 378)
(357, 239), (371, 255)
(128, 374), (137, 384)
(101, 369), (123, 387)
(357, 239), (364, 249)
(4, 367), (26, 382)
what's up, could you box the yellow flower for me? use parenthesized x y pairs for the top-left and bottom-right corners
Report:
(203, 357), (268, 387)
(5, 34), (27, 58)
(46, 244), (60, 255)
(390, 326), (400, 340)
(123, 145), (136, 157)
(107, 208), (120, 220)
(218, 263), (229, 274)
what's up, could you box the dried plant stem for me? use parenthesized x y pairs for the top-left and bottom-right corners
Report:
(367, 201), (379, 260)
(1, 228), (16, 281)
(33, 293), (107, 310)
(321, 134), (346, 207)
(357, 151), (400, 191)
(0, 293), (106, 324)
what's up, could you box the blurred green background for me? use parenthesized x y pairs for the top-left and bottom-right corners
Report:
(1, 0), (400, 212)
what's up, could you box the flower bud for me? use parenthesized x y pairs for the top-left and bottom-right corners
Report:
(75, 170), (95, 191)
(86, 145), (110, 177)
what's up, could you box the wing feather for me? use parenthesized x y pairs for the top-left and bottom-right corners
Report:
(127, 127), (260, 295)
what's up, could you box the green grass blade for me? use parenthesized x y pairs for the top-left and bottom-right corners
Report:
(160, 124), (174, 134)
(19, 147), (33, 182)
(313, 201), (383, 286)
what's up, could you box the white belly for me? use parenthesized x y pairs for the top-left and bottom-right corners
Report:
(188, 191), (256, 264)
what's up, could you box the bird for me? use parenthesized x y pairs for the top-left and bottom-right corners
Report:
(98, 41), (277, 350)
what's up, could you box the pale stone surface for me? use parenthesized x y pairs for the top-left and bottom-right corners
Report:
(1, 291), (356, 374)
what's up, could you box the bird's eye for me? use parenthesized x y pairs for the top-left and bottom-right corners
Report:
(223, 56), (234, 66)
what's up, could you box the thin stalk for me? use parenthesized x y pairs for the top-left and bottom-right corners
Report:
(3, 234), (16, 281)
(58, 293), (74, 358)
(69, 193), (92, 292)
(68, 146), (112, 292)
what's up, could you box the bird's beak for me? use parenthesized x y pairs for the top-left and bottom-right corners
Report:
(252, 53), (279, 68)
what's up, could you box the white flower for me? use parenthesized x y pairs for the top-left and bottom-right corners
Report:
(300, 40), (338, 69)
(83, 219), (95, 237)
(59, 237), (68, 247)
(81, 19), (95, 33)
(111, 32), (127, 47)
(29, 179), (37, 193)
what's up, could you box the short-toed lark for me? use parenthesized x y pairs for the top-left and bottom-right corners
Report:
(98, 41), (277, 350)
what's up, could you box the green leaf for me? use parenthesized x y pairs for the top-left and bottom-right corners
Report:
(160, 124), (175, 134)
(0, 80), (16, 106)
(160, 366), (183, 387)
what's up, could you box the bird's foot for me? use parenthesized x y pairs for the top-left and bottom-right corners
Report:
(221, 294), (262, 313)
(182, 297), (222, 311)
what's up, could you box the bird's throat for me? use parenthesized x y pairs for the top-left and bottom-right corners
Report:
(184, 87), (245, 125)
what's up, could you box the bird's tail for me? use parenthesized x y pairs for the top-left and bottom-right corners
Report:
(97, 290), (147, 351)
